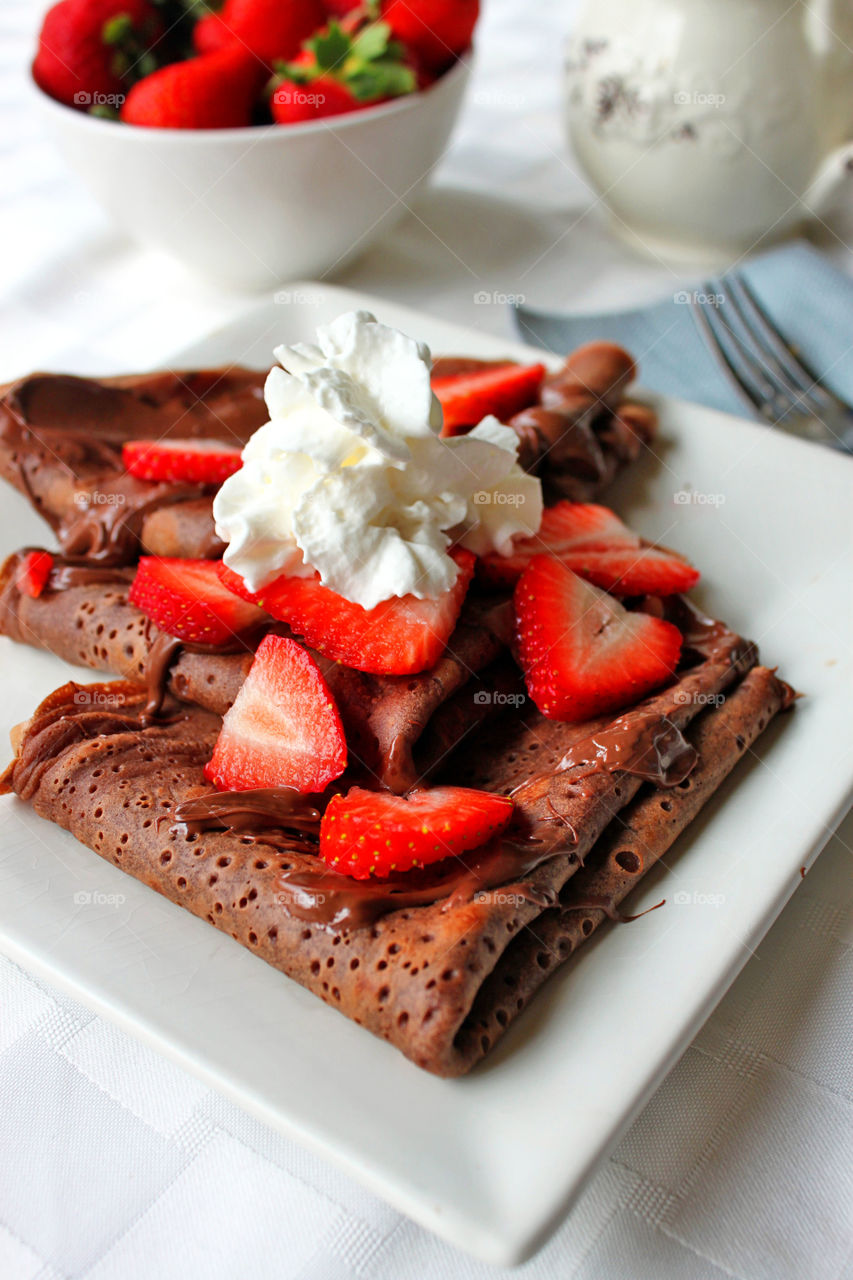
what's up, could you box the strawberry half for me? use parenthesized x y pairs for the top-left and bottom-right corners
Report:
(320, 785), (513, 879)
(481, 501), (700, 597)
(433, 362), (545, 435)
(515, 556), (682, 722)
(123, 439), (243, 485)
(205, 634), (347, 794)
(129, 557), (268, 646)
(16, 550), (53, 598)
(217, 548), (475, 675)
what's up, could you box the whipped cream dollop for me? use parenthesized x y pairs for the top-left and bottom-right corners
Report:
(213, 310), (543, 610)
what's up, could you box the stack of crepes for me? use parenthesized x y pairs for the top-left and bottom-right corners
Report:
(0, 341), (793, 1076)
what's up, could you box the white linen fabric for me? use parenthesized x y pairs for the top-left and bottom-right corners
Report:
(1, 0), (852, 1276)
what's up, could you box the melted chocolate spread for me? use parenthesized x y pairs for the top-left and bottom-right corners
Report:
(46, 560), (136, 590)
(163, 693), (702, 933)
(142, 622), (272, 720)
(175, 788), (321, 835)
(156, 598), (758, 931)
(552, 712), (698, 790)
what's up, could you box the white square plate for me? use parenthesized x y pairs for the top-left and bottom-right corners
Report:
(1, 284), (851, 1265)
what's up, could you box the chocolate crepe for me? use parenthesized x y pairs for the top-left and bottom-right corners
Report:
(0, 367), (267, 563)
(0, 551), (512, 793)
(0, 605), (791, 1075)
(0, 344), (654, 564)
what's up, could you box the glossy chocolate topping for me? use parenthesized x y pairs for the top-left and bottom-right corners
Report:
(266, 831), (567, 932)
(553, 712), (698, 789)
(45, 560), (137, 591)
(142, 622), (272, 720)
(174, 787), (321, 835)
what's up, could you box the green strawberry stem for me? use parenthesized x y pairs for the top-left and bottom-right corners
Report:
(274, 18), (416, 103)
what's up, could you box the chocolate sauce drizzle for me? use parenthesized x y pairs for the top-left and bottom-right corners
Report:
(551, 712), (698, 790)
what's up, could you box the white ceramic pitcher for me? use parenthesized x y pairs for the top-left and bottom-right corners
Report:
(565, 0), (853, 262)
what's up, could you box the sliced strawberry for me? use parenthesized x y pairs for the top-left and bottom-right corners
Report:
(16, 550), (53, 598)
(515, 556), (682, 722)
(433, 362), (545, 435)
(205, 634), (347, 794)
(481, 501), (700, 596)
(129, 557), (268, 646)
(216, 549), (475, 675)
(320, 785), (513, 879)
(122, 438), (243, 485)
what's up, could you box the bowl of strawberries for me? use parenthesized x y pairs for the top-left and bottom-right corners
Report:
(31, 0), (476, 289)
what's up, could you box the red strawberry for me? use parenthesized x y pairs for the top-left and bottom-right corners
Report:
(270, 18), (416, 122)
(192, 12), (231, 54)
(16, 551), (54, 598)
(123, 439), (243, 485)
(271, 75), (361, 122)
(33, 0), (161, 110)
(129, 557), (268, 646)
(433, 362), (546, 435)
(120, 47), (266, 129)
(324, 0), (359, 15)
(217, 548), (475, 675)
(320, 785), (513, 879)
(515, 557), (682, 722)
(381, 0), (479, 72)
(481, 502), (700, 596)
(205, 634), (347, 793)
(192, 0), (326, 64)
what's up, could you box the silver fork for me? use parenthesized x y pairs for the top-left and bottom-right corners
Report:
(690, 271), (853, 449)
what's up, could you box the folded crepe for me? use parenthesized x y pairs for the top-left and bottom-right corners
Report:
(0, 600), (792, 1075)
(0, 551), (514, 793)
(0, 344), (654, 565)
(0, 367), (268, 563)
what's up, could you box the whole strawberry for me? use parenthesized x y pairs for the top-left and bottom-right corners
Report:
(270, 20), (416, 124)
(33, 0), (161, 110)
(192, 0), (326, 65)
(272, 75), (362, 123)
(381, 0), (478, 72)
(120, 47), (267, 129)
(323, 0), (359, 16)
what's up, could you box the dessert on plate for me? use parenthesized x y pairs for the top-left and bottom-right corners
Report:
(0, 339), (651, 563)
(0, 311), (793, 1075)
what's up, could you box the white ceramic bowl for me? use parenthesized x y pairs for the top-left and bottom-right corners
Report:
(34, 59), (470, 290)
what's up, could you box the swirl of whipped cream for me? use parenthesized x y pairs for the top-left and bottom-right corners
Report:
(213, 311), (543, 610)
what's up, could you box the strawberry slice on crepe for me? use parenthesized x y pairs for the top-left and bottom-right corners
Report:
(515, 556), (682, 722)
(433, 362), (546, 435)
(123, 439), (243, 485)
(15, 550), (53, 598)
(205, 634), (347, 794)
(217, 549), (476, 676)
(320, 785), (514, 879)
(482, 501), (699, 596)
(130, 557), (267, 646)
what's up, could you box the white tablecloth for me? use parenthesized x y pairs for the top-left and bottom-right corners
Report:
(2, 1), (852, 1276)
